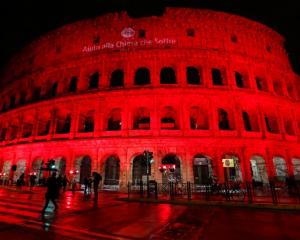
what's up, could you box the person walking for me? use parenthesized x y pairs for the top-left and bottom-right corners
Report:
(42, 172), (59, 213)
(92, 172), (102, 202)
(62, 175), (69, 192)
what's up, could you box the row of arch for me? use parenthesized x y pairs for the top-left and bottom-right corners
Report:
(0, 105), (298, 142)
(1, 154), (300, 188)
(1, 65), (297, 113)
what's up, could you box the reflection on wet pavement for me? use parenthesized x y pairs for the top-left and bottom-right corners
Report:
(0, 187), (299, 240)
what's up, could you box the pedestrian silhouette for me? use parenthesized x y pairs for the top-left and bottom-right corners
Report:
(62, 175), (69, 192)
(92, 172), (102, 202)
(42, 172), (59, 213)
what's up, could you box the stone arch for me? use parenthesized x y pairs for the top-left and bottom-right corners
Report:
(132, 154), (147, 185)
(193, 154), (213, 185)
(222, 153), (243, 182)
(292, 157), (300, 180)
(31, 157), (44, 183)
(13, 159), (26, 182)
(52, 156), (67, 177)
(103, 155), (120, 190)
(74, 155), (92, 183)
(161, 153), (181, 183)
(273, 156), (288, 181)
(250, 155), (269, 185)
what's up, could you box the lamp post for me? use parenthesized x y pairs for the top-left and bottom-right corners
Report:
(143, 150), (154, 197)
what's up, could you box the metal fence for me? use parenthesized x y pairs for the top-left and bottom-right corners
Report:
(127, 180), (300, 205)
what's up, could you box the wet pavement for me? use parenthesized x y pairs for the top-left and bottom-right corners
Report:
(0, 186), (300, 240)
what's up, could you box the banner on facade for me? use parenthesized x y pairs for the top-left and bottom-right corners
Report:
(222, 158), (234, 168)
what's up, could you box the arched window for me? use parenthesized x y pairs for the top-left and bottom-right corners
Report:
(0, 127), (7, 141)
(133, 107), (150, 130)
(56, 113), (71, 134)
(212, 68), (224, 86)
(161, 106), (177, 129)
(107, 108), (121, 131)
(284, 119), (295, 135)
(79, 110), (94, 133)
(110, 69), (124, 87)
(69, 76), (77, 92)
(22, 122), (33, 138)
(287, 84), (295, 99)
(187, 67), (201, 85)
(190, 107), (209, 130)
(273, 157), (288, 181)
(104, 156), (120, 186)
(242, 111), (252, 131)
(218, 108), (230, 130)
(134, 68), (150, 85)
(273, 80), (284, 96)
(160, 67), (176, 84)
(235, 72), (248, 88)
(264, 114), (279, 134)
(37, 112), (51, 136)
(256, 76), (268, 91)
(51, 82), (58, 97)
(9, 119), (19, 140)
(89, 72), (99, 89)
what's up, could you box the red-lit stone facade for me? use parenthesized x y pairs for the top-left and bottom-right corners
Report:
(0, 8), (300, 190)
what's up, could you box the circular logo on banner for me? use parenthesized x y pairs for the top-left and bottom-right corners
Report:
(225, 159), (230, 167)
(121, 27), (135, 38)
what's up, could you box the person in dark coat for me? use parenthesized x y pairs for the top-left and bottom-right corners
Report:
(42, 172), (59, 213)
(62, 175), (69, 192)
(92, 172), (102, 202)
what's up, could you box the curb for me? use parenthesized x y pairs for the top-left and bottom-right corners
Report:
(117, 197), (300, 211)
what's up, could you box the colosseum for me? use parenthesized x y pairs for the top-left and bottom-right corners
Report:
(0, 7), (300, 191)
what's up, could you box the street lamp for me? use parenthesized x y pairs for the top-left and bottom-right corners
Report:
(143, 150), (154, 197)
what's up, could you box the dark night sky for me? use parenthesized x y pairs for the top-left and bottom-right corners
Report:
(0, 0), (299, 74)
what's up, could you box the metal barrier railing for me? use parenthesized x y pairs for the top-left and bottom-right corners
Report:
(127, 180), (300, 205)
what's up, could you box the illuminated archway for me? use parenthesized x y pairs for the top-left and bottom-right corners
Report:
(161, 154), (181, 183)
(104, 155), (120, 189)
(132, 154), (148, 185)
(193, 154), (212, 185)
(273, 156), (288, 181)
(222, 154), (242, 182)
(250, 155), (269, 185)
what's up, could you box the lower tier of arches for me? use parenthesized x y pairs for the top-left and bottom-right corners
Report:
(0, 137), (299, 191)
